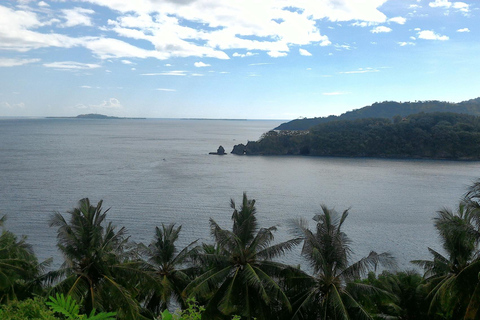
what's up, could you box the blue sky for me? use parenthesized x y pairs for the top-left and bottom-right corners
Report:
(0, 0), (478, 119)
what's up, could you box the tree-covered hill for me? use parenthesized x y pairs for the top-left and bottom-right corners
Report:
(276, 97), (480, 130)
(238, 112), (480, 159)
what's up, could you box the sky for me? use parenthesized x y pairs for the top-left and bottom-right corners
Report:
(0, 0), (479, 119)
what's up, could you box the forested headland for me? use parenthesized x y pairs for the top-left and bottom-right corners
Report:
(233, 112), (480, 159)
(275, 97), (480, 131)
(2, 181), (480, 319)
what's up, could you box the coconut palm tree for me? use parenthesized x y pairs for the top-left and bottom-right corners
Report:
(185, 193), (302, 319)
(46, 198), (143, 319)
(289, 205), (395, 320)
(0, 215), (49, 303)
(140, 223), (198, 316)
(412, 201), (480, 319)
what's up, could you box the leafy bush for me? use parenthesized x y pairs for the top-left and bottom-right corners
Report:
(46, 294), (116, 320)
(0, 297), (57, 320)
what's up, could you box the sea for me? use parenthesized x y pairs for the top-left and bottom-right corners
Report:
(1, 118), (479, 270)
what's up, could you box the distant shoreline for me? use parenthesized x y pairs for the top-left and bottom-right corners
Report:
(46, 113), (146, 120)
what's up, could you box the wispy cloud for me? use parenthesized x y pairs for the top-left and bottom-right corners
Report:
(0, 58), (40, 67)
(156, 88), (176, 92)
(141, 71), (187, 76)
(43, 61), (101, 70)
(340, 68), (379, 74)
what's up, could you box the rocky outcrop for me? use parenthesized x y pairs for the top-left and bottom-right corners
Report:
(231, 144), (246, 155)
(209, 145), (226, 155)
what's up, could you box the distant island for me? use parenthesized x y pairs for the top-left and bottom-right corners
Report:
(232, 97), (480, 160)
(47, 113), (146, 119)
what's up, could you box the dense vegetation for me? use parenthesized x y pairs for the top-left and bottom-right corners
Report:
(237, 112), (480, 159)
(2, 182), (480, 319)
(275, 97), (480, 131)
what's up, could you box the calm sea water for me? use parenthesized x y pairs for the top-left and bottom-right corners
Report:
(1, 118), (480, 269)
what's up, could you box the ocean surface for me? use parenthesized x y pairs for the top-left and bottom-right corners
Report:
(1, 118), (480, 270)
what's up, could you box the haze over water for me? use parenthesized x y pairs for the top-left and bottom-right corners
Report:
(1, 118), (479, 269)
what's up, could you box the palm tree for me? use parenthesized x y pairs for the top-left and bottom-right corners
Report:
(412, 201), (480, 319)
(357, 270), (428, 320)
(0, 215), (49, 303)
(46, 198), (143, 319)
(289, 205), (395, 320)
(140, 223), (198, 315)
(185, 193), (302, 319)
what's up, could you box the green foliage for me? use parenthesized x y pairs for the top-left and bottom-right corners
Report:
(46, 198), (142, 318)
(245, 112), (480, 159)
(275, 98), (480, 130)
(0, 215), (49, 303)
(140, 223), (198, 315)
(46, 293), (117, 320)
(185, 193), (301, 319)
(158, 299), (204, 320)
(4, 186), (480, 319)
(289, 205), (396, 320)
(357, 270), (429, 319)
(0, 297), (57, 320)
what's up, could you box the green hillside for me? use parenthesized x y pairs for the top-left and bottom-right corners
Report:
(276, 97), (480, 130)
(239, 112), (480, 159)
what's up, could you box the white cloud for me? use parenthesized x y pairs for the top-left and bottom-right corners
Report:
(75, 98), (122, 110)
(156, 88), (176, 92)
(453, 2), (470, 12)
(429, 0), (452, 8)
(121, 59), (133, 64)
(232, 52), (257, 58)
(0, 5), (82, 52)
(194, 61), (210, 67)
(80, 85), (92, 88)
(429, 0), (470, 12)
(417, 30), (449, 40)
(351, 21), (378, 27)
(457, 28), (470, 32)
(0, 0), (391, 62)
(267, 51), (288, 58)
(398, 42), (415, 46)
(299, 48), (312, 56)
(389, 16), (406, 25)
(0, 58), (40, 67)
(43, 61), (102, 69)
(72, 0), (391, 59)
(370, 26), (392, 33)
(38, 1), (49, 7)
(61, 7), (95, 27)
